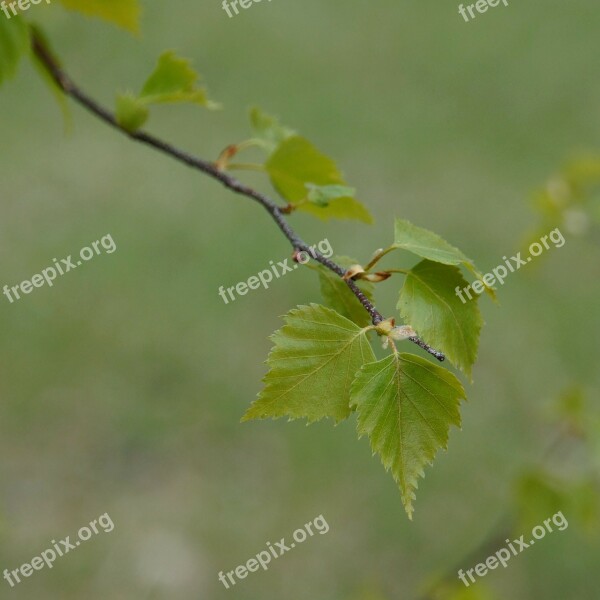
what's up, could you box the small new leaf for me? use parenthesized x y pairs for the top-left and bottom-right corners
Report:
(393, 219), (496, 301)
(115, 92), (149, 132)
(115, 51), (219, 132)
(0, 16), (29, 87)
(249, 107), (295, 153)
(306, 183), (356, 207)
(59, 0), (141, 34)
(351, 353), (465, 518)
(398, 260), (483, 380)
(266, 136), (372, 223)
(139, 51), (218, 107)
(242, 304), (375, 424)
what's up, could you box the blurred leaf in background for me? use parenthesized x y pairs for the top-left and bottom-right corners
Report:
(58, 0), (141, 33)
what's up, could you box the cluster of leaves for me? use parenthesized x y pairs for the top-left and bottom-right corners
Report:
(0, 1), (489, 518)
(515, 386), (600, 535)
(242, 216), (491, 517)
(209, 116), (494, 517)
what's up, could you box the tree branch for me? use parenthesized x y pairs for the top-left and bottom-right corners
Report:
(31, 32), (445, 362)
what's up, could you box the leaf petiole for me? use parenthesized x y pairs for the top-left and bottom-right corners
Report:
(363, 245), (396, 271)
(226, 162), (266, 172)
(215, 138), (265, 170)
(381, 268), (410, 276)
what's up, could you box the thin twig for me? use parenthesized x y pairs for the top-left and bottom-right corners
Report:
(31, 32), (445, 361)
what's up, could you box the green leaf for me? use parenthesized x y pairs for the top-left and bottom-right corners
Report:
(115, 92), (149, 132)
(393, 219), (495, 301)
(115, 51), (219, 132)
(139, 51), (218, 107)
(59, 0), (141, 33)
(351, 352), (465, 518)
(265, 136), (373, 223)
(398, 260), (482, 380)
(311, 256), (375, 327)
(242, 304), (375, 424)
(249, 106), (295, 152)
(300, 194), (373, 222)
(0, 16), (29, 87)
(306, 183), (356, 207)
(393, 218), (473, 266)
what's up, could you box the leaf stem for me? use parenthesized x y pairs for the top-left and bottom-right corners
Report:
(364, 245), (396, 271)
(215, 138), (265, 170)
(226, 162), (266, 172)
(382, 268), (410, 276)
(235, 138), (265, 152)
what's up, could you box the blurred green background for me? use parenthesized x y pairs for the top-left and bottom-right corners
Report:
(1, 0), (599, 598)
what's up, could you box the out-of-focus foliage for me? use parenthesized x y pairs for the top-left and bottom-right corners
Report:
(515, 387), (600, 535)
(265, 135), (373, 222)
(116, 51), (219, 132)
(58, 0), (141, 33)
(0, 16), (29, 86)
(529, 156), (600, 242)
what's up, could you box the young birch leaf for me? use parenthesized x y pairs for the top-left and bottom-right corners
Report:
(249, 107), (295, 153)
(265, 136), (373, 223)
(310, 256), (375, 327)
(139, 51), (218, 107)
(59, 0), (141, 34)
(306, 183), (356, 207)
(398, 260), (482, 380)
(242, 304), (375, 424)
(115, 51), (219, 132)
(0, 16), (29, 87)
(350, 353), (465, 519)
(393, 219), (496, 301)
(115, 92), (149, 132)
